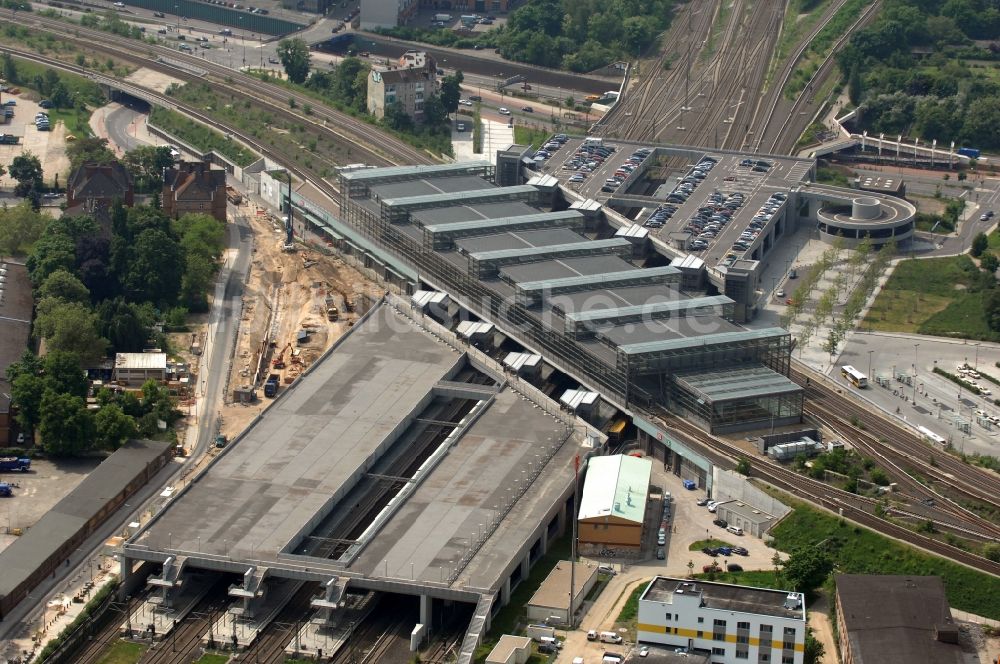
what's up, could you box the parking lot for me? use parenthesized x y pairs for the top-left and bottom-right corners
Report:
(0, 92), (70, 189)
(0, 457), (102, 554)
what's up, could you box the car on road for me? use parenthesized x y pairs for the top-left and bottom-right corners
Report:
(268, 57), (280, 64)
(153, 10), (165, 16)
(696, 497), (709, 506)
(458, 99), (473, 106)
(716, 546), (733, 556)
(702, 547), (717, 556)
(598, 565), (617, 576)
(702, 563), (721, 573)
(727, 563), (743, 572)
(707, 500), (718, 512)
(468, 95), (482, 102)
(638, 646), (650, 657)
(498, 107), (511, 115)
(776, 289), (786, 298)
(521, 106), (533, 113)
(732, 546), (749, 556)
(656, 547), (665, 560)
(713, 518), (728, 528)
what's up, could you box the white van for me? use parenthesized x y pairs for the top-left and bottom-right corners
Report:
(600, 631), (623, 644)
(726, 525), (744, 536)
(539, 636), (561, 649)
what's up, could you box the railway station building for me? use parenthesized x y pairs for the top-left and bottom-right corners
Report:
(329, 162), (803, 435)
(122, 297), (589, 660)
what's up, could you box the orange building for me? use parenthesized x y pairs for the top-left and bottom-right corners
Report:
(577, 455), (651, 550)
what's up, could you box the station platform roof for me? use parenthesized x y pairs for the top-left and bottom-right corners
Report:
(676, 364), (803, 404)
(124, 300), (580, 600)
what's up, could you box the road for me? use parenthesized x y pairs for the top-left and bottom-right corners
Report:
(194, 205), (253, 456)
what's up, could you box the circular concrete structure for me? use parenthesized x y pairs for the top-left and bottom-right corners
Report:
(852, 197), (881, 220)
(815, 189), (916, 246)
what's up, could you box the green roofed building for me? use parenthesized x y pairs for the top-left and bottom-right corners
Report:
(578, 454), (652, 551)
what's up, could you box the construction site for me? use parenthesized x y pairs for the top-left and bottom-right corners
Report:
(218, 199), (383, 438)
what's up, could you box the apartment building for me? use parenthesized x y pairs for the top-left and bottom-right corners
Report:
(367, 51), (438, 121)
(637, 577), (806, 664)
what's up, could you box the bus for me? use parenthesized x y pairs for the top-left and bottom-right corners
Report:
(841, 365), (868, 388)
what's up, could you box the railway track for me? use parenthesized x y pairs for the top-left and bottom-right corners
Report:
(792, 364), (1000, 505)
(6, 14), (434, 167)
(757, 0), (882, 154)
(138, 580), (230, 664)
(71, 592), (148, 664)
(652, 408), (1000, 576)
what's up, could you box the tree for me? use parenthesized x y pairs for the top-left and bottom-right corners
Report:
(439, 71), (464, 114)
(986, 289), (1000, 332)
(123, 145), (174, 191)
(66, 138), (116, 172)
(98, 297), (153, 352)
(8, 152), (43, 197)
(981, 252), (999, 275)
(94, 403), (137, 450)
(984, 543), (1000, 562)
(422, 93), (447, 126)
(123, 228), (184, 305)
(39, 389), (95, 456)
(39, 269), (90, 304)
(34, 299), (109, 365)
(782, 547), (834, 596)
(383, 102), (414, 131)
(804, 627), (825, 664)
(0, 203), (48, 255)
(972, 232), (989, 257)
(11, 374), (46, 431)
(43, 350), (88, 397)
(848, 63), (862, 105)
(2, 52), (18, 84)
(735, 457), (751, 475)
(277, 38), (311, 84)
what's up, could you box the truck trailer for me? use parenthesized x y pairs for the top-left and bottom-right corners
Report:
(264, 373), (280, 398)
(0, 457), (31, 472)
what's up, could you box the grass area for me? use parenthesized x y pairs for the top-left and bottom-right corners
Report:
(862, 255), (1000, 340)
(513, 125), (550, 151)
(772, 0), (834, 76)
(194, 655), (231, 664)
(783, 0), (870, 99)
(815, 164), (851, 187)
(245, 71), (453, 159)
(615, 583), (646, 624)
(989, 229), (1000, 252)
(695, 570), (783, 590)
(149, 106), (259, 168)
(96, 641), (147, 664)
(688, 538), (736, 551)
(770, 498), (1000, 619)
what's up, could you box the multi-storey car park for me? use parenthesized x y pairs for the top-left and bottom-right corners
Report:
(535, 138), (916, 320)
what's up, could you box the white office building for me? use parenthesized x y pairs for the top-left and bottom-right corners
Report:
(637, 577), (806, 664)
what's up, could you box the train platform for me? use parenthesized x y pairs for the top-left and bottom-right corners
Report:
(283, 593), (376, 660)
(121, 573), (211, 640)
(202, 578), (300, 651)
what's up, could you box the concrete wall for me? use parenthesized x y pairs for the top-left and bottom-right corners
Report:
(711, 469), (791, 521)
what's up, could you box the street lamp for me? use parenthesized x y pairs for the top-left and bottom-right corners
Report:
(868, 350), (874, 381)
(913, 344), (920, 403)
(974, 343), (981, 371)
